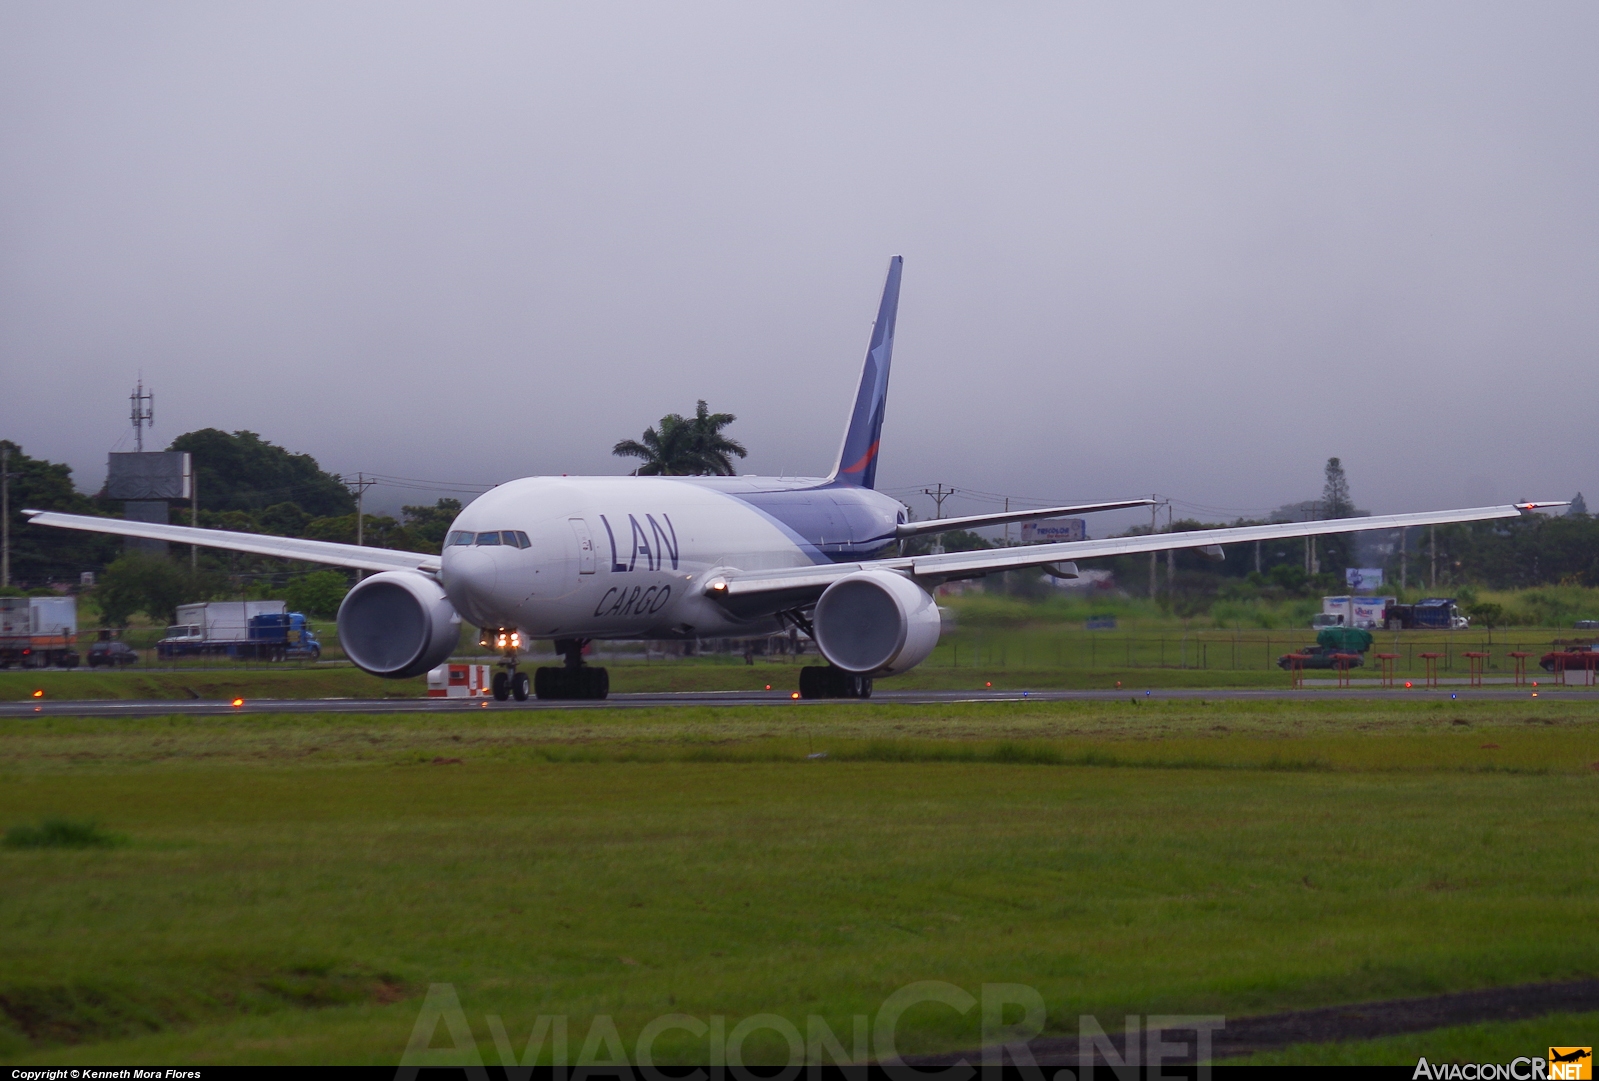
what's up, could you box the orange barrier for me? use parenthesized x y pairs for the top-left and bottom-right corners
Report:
(1508, 651), (1531, 687)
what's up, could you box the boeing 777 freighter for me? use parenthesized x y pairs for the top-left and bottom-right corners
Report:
(27, 258), (1554, 700)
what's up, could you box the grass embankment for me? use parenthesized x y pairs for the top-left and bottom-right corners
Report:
(2, 698), (1597, 1066)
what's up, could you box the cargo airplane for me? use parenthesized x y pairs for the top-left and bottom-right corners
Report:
(27, 258), (1556, 700)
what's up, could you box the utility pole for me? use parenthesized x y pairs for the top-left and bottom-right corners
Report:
(1148, 496), (1159, 600)
(1400, 527), (1407, 591)
(922, 483), (955, 555)
(1, 444), (12, 588)
(1166, 502), (1175, 593)
(189, 464), (199, 574)
(1429, 525), (1436, 590)
(348, 472), (377, 579)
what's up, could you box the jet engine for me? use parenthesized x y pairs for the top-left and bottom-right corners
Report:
(812, 569), (941, 675)
(337, 571), (460, 679)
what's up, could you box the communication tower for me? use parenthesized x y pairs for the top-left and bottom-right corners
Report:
(129, 378), (154, 452)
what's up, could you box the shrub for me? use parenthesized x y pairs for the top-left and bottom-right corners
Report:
(3, 817), (127, 850)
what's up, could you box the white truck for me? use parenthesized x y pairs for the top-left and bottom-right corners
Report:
(1314, 595), (1395, 631)
(156, 601), (322, 661)
(0, 596), (80, 668)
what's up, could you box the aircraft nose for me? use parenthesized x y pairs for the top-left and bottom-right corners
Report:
(444, 547), (499, 619)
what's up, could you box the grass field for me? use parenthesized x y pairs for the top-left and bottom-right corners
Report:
(2, 697), (1596, 1066)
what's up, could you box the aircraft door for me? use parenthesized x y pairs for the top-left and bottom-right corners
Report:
(569, 519), (596, 574)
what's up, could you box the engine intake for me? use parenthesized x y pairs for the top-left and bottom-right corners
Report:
(813, 570), (941, 675)
(337, 571), (461, 679)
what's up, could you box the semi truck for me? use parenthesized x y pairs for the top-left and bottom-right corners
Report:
(1384, 598), (1469, 630)
(0, 596), (80, 668)
(156, 601), (322, 661)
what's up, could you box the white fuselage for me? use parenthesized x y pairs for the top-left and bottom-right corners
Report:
(439, 476), (905, 641)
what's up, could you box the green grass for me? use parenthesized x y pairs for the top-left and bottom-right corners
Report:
(1, 699), (1596, 1065)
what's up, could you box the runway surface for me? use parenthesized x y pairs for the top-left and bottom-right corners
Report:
(3, 684), (1594, 717)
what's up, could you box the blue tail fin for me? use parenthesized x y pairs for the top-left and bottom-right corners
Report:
(828, 256), (902, 489)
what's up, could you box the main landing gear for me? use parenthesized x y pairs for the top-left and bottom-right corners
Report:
(534, 637), (609, 700)
(799, 665), (872, 699)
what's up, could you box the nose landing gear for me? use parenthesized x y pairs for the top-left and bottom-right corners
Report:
(534, 637), (609, 700)
(482, 628), (531, 702)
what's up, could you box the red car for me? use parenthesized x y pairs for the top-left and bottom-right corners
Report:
(1540, 644), (1599, 673)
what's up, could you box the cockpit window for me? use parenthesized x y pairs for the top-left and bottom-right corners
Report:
(475, 531), (502, 546)
(515, 531), (530, 548)
(447, 531), (474, 546)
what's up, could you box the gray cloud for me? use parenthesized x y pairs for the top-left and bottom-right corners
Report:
(3, 3), (1595, 531)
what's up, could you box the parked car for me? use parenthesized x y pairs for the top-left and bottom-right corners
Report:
(1540, 643), (1599, 673)
(87, 640), (139, 667)
(1277, 645), (1365, 670)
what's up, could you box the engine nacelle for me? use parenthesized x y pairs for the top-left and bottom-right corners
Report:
(337, 571), (461, 679)
(813, 569), (942, 675)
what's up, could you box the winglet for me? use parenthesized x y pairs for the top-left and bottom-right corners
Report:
(827, 256), (902, 489)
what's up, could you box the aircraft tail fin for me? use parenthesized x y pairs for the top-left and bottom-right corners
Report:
(827, 256), (902, 489)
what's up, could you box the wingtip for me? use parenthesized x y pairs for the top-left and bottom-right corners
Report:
(1515, 501), (1570, 512)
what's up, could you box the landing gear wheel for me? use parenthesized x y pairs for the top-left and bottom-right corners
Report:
(799, 665), (871, 699)
(533, 665), (609, 700)
(492, 670), (510, 701)
(511, 671), (530, 701)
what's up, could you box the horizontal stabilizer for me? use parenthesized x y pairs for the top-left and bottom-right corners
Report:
(894, 499), (1155, 539)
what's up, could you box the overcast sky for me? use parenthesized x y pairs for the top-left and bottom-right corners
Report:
(3, 3), (1595, 533)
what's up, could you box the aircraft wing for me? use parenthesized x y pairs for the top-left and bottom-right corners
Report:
(23, 510), (441, 575)
(893, 499), (1155, 539)
(711, 503), (1558, 612)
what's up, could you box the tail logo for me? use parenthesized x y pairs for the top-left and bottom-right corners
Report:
(839, 439), (881, 478)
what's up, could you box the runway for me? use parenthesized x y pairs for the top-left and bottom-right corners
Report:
(3, 684), (1594, 718)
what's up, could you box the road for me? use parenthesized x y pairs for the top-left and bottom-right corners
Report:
(3, 684), (1592, 718)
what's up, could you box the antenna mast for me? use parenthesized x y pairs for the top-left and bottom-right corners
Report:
(129, 379), (154, 452)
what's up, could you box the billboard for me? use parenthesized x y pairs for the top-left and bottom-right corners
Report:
(1021, 518), (1086, 544)
(106, 452), (192, 500)
(1345, 567), (1384, 592)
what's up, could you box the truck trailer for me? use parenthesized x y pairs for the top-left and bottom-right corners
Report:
(156, 601), (322, 661)
(1313, 595), (1396, 630)
(0, 596), (80, 668)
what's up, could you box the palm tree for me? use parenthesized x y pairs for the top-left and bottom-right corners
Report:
(614, 401), (746, 476)
(685, 400), (746, 475)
